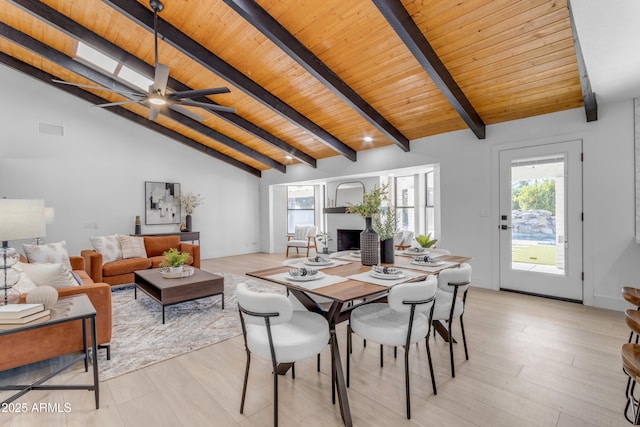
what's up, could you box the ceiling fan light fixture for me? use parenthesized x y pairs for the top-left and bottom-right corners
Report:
(148, 96), (166, 106)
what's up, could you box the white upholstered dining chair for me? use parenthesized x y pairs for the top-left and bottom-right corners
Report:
(236, 283), (330, 426)
(394, 230), (414, 250)
(285, 225), (318, 257)
(346, 276), (438, 419)
(432, 262), (472, 378)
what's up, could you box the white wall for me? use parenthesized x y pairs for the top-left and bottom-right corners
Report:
(0, 64), (261, 259)
(260, 100), (640, 311)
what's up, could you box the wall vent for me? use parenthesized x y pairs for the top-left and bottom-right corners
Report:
(38, 123), (64, 136)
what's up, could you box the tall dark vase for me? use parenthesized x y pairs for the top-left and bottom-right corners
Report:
(360, 217), (378, 266)
(380, 238), (395, 264)
(185, 214), (192, 232)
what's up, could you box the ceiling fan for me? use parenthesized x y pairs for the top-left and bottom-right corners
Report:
(53, 0), (235, 121)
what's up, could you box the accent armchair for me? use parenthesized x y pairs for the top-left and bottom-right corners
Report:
(285, 225), (318, 257)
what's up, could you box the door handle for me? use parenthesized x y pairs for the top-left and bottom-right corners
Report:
(500, 225), (512, 230)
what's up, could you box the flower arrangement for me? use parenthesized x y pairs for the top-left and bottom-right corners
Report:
(179, 192), (204, 215)
(345, 183), (389, 218)
(159, 248), (192, 268)
(374, 207), (398, 241)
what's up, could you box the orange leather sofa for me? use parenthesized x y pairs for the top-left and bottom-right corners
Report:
(0, 256), (112, 372)
(81, 235), (201, 286)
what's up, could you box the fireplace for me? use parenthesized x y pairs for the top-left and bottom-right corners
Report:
(337, 229), (362, 251)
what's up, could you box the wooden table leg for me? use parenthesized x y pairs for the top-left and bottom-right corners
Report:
(433, 320), (457, 343)
(327, 302), (352, 427)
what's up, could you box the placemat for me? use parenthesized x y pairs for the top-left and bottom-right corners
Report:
(266, 272), (349, 290)
(347, 269), (426, 287)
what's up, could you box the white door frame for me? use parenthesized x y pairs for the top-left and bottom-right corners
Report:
(490, 136), (586, 301)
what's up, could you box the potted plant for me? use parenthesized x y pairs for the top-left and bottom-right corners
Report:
(316, 231), (332, 254)
(346, 184), (389, 266)
(159, 248), (192, 273)
(415, 233), (438, 249)
(374, 206), (398, 264)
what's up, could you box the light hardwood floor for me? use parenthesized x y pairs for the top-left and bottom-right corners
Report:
(0, 253), (631, 426)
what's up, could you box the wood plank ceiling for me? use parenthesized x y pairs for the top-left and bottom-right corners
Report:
(0, 0), (593, 177)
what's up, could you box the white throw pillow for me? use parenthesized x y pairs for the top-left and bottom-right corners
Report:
(22, 240), (72, 270)
(119, 235), (147, 259)
(14, 262), (79, 289)
(12, 270), (37, 295)
(90, 234), (123, 264)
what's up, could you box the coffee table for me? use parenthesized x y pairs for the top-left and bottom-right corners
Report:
(134, 268), (224, 324)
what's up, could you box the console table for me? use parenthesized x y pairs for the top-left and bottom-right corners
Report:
(0, 294), (99, 409)
(133, 231), (200, 244)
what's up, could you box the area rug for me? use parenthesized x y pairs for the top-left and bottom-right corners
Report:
(98, 271), (283, 381)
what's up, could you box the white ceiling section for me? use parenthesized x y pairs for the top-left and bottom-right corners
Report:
(572, 0), (640, 103)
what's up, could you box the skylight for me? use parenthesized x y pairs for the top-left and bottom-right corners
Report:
(76, 42), (118, 74)
(118, 66), (153, 91)
(75, 42), (153, 92)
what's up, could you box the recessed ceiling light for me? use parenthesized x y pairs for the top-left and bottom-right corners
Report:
(363, 136), (373, 142)
(285, 155), (293, 160)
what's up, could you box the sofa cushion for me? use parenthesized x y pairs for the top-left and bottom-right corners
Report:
(119, 235), (147, 259)
(12, 271), (37, 295)
(15, 262), (79, 289)
(22, 241), (72, 270)
(90, 235), (123, 264)
(102, 258), (152, 277)
(144, 235), (181, 257)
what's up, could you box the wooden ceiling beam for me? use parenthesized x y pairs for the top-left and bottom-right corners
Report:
(102, 0), (357, 161)
(567, 0), (597, 122)
(372, 0), (486, 139)
(223, 0), (410, 152)
(8, 0), (317, 168)
(0, 52), (261, 177)
(0, 22), (286, 173)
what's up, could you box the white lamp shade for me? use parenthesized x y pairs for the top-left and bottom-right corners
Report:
(0, 199), (46, 241)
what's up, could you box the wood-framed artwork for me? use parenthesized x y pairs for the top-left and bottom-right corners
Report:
(145, 181), (181, 225)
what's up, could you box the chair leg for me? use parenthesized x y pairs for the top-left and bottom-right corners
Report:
(317, 353), (320, 372)
(460, 315), (469, 361)
(291, 362), (295, 379)
(380, 344), (384, 367)
(346, 325), (351, 388)
(273, 368), (279, 426)
(240, 353), (251, 414)
(394, 346), (397, 359)
(404, 346), (411, 419)
(448, 321), (456, 378)
(286, 246), (290, 257)
(426, 333), (437, 395)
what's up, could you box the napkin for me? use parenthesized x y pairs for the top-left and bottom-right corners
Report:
(372, 265), (401, 275)
(287, 267), (318, 277)
(414, 255), (439, 263)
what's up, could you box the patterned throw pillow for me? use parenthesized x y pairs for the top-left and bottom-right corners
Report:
(118, 235), (147, 259)
(90, 234), (123, 264)
(22, 241), (72, 270)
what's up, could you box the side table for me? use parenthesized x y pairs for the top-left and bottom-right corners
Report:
(0, 294), (100, 409)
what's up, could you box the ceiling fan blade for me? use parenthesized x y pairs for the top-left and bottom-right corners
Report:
(149, 104), (162, 121)
(52, 79), (144, 97)
(169, 104), (205, 122)
(150, 63), (170, 95)
(95, 100), (140, 108)
(179, 99), (237, 114)
(168, 87), (230, 99)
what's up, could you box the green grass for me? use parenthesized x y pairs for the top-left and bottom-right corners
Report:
(512, 244), (557, 265)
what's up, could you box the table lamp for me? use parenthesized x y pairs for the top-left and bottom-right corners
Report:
(0, 199), (46, 305)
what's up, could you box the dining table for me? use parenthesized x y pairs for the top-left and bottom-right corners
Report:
(246, 250), (472, 426)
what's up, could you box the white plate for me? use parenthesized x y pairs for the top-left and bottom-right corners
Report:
(285, 272), (325, 282)
(349, 252), (361, 258)
(404, 248), (428, 255)
(369, 271), (404, 280)
(412, 260), (444, 267)
(304, 259), (334, 266)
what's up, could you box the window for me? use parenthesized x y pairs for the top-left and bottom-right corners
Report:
(287, 185), (315, 234)
(425, 171), (435, 236)
(395, 176), (415, 233)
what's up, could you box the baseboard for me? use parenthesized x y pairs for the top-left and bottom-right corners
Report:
(593, 295), (632, 312)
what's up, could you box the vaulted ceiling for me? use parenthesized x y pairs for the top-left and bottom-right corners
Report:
(0, 0), (595, 177)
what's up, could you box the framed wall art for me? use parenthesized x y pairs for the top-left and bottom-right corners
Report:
(145, 181), (181, 225)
